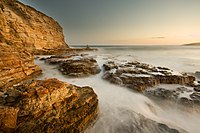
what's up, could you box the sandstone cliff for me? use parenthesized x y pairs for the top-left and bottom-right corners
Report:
(0, 42), (41, 90)
(0, 1), (99, 132)
(0, 0), (68, 53)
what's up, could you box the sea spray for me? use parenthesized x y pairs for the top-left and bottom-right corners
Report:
(35, 46), (200, 132)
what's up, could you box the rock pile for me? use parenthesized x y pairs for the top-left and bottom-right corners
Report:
(0, 78), (98, 132)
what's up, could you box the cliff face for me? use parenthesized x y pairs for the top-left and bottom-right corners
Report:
(0, 0), (68, 53)
(0, 43), (41, 89)
(0, 0), (69, 88)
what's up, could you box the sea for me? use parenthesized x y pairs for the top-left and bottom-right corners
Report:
(35, 45), (200, 133)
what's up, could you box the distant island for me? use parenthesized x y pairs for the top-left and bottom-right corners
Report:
(183, 42), (200, 46)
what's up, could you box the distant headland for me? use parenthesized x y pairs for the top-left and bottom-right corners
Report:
(183, 42), (200, 46)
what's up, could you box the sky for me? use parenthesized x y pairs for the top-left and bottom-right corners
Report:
(19, 0), (200, 45)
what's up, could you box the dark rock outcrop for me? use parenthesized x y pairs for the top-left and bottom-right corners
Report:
(0, 0), (68, 54)
(145, 86), (200, 107)
(59, 57), (101, 77)
(0, 78), (98, 132)
(103, 61), (195, 92)
(195, 71), (200, 80)
(0, 43), (41, 90)
(40, 55), (101, 77)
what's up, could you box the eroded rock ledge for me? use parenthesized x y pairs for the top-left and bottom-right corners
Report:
(0, 78), (98, 132)
(103, 61), (195, 92)
(0, 43), (41, 90)
(41, 54), (101, 77)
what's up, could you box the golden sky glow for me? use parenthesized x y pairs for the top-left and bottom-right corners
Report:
(20, 0), (200, 45)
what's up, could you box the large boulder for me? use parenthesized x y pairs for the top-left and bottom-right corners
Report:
(0, 0), (68, 54)
(103, 61), (195, 92)
(40, 54), (101, 77)
(0, 78), (98, 132)
(59, 57), (101, 77)
(0, 43), (41, 90)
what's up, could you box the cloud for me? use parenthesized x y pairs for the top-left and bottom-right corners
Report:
(151, 37), (166, 39)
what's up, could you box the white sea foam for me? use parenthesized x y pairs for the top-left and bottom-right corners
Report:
(35, 46), (200, 133)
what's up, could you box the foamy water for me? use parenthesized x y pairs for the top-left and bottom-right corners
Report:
(35, 45), (200, 133)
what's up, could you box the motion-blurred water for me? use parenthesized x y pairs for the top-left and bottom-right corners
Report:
(35, 45), (200, 133)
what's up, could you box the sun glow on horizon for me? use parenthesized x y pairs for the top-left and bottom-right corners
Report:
(20, 0), (200, 45)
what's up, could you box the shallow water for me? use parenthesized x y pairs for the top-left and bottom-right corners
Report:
(35, 45), (200, 133)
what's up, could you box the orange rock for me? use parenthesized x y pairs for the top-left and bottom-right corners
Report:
(0, 0), (68, 54)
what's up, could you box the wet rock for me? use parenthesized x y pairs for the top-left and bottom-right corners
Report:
(44, 54), (78, 64)
(39, 55), (101, 77)
(178, 97), (193, 107)
(103, 61), (118, 71)
(103, 61), (195, 92)
(195, 71), (200, 79)
(145, 88), (175, 99)
(190, 92), (200, 104)
(0, 78), (98, 132)
(144, 86), (200, 107)
(176, 87), (188, 92)
(194, 86), (200, 92)
(59, 57), (101, 77)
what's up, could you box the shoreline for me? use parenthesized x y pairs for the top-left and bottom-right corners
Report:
(34, 50), (200, 133)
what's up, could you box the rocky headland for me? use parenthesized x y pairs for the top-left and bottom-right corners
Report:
(0, 0), (68, 54)
(0, 0), (199, 132)
(183, 42), (200, 46)
(0, 0), (99, 132)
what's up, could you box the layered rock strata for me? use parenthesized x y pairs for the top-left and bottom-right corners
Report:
(0, 0), (68, 53)
(0, 78), (98, 132)
(103, 61), (195, 92)
(0, 43), (41, 90)
(59, 57), (101, 77)
(40, 55), (101, 77)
